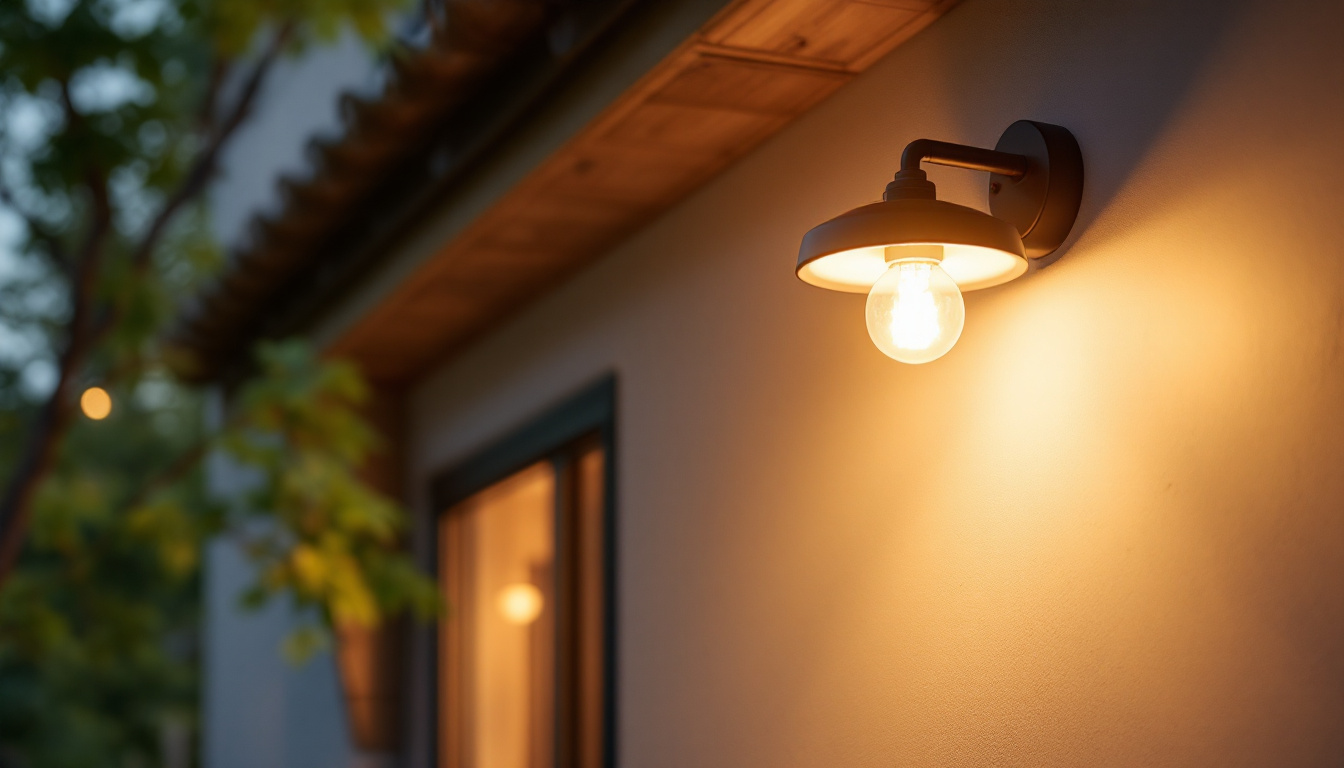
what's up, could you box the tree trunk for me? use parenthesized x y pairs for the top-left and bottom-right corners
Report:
(0, 389), (74, 577)
(0, 218), (106, 579)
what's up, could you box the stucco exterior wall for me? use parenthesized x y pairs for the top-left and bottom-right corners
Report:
(406, 0), (1344, 765)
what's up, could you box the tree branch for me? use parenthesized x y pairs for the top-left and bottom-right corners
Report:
(131, 22), (294, 273)
(198, 57), (234, 132)
(121, 435), (213, 514)
(120, 404), (251, 515)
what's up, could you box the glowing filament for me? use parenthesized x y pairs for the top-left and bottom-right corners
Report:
(864, 257), (966, 364)
(888, 263), (941, 350)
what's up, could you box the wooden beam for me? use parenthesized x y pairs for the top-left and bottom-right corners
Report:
(331, 0), (960, 381)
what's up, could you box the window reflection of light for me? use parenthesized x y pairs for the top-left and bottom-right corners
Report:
(497, 582), (544, 625)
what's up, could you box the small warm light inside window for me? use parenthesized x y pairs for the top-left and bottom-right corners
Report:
(497, 582), (544, 625)
(80, 387), (112, 420)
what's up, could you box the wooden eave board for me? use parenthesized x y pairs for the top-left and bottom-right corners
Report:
(332, 0), (958, 382)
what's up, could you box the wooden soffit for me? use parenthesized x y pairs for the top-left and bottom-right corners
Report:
(332, 0), (959, 382)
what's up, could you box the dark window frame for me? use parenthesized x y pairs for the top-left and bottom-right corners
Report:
(429, 375), (617, 768)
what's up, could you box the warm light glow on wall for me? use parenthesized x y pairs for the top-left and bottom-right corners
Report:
(80, 386), (112, 420)
(497, 582), (544, 625)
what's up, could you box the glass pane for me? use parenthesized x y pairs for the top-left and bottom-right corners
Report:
(440, 462), (556, 768)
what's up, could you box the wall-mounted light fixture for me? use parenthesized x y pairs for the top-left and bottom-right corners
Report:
(796, 120), (1083, 363)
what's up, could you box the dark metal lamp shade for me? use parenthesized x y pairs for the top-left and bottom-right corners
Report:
(796, 197), (1028, 293)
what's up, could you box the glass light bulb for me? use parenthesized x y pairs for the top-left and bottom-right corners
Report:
(864, 259), (965, 363)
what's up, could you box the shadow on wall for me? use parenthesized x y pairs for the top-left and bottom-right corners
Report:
(915, 0), (1259, 270)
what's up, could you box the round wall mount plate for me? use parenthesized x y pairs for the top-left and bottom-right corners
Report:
(988, 120), (1084, 259)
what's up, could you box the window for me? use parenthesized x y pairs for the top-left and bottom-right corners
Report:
(433, 380), (614, 768)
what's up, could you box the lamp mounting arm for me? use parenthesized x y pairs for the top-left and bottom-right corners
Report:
(899, 138), (1028, 179)
(888, 122), (1084, 259)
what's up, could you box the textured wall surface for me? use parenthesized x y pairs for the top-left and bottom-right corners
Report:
(408, 0), (1344, 765)
(200, 539), (354, 768)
